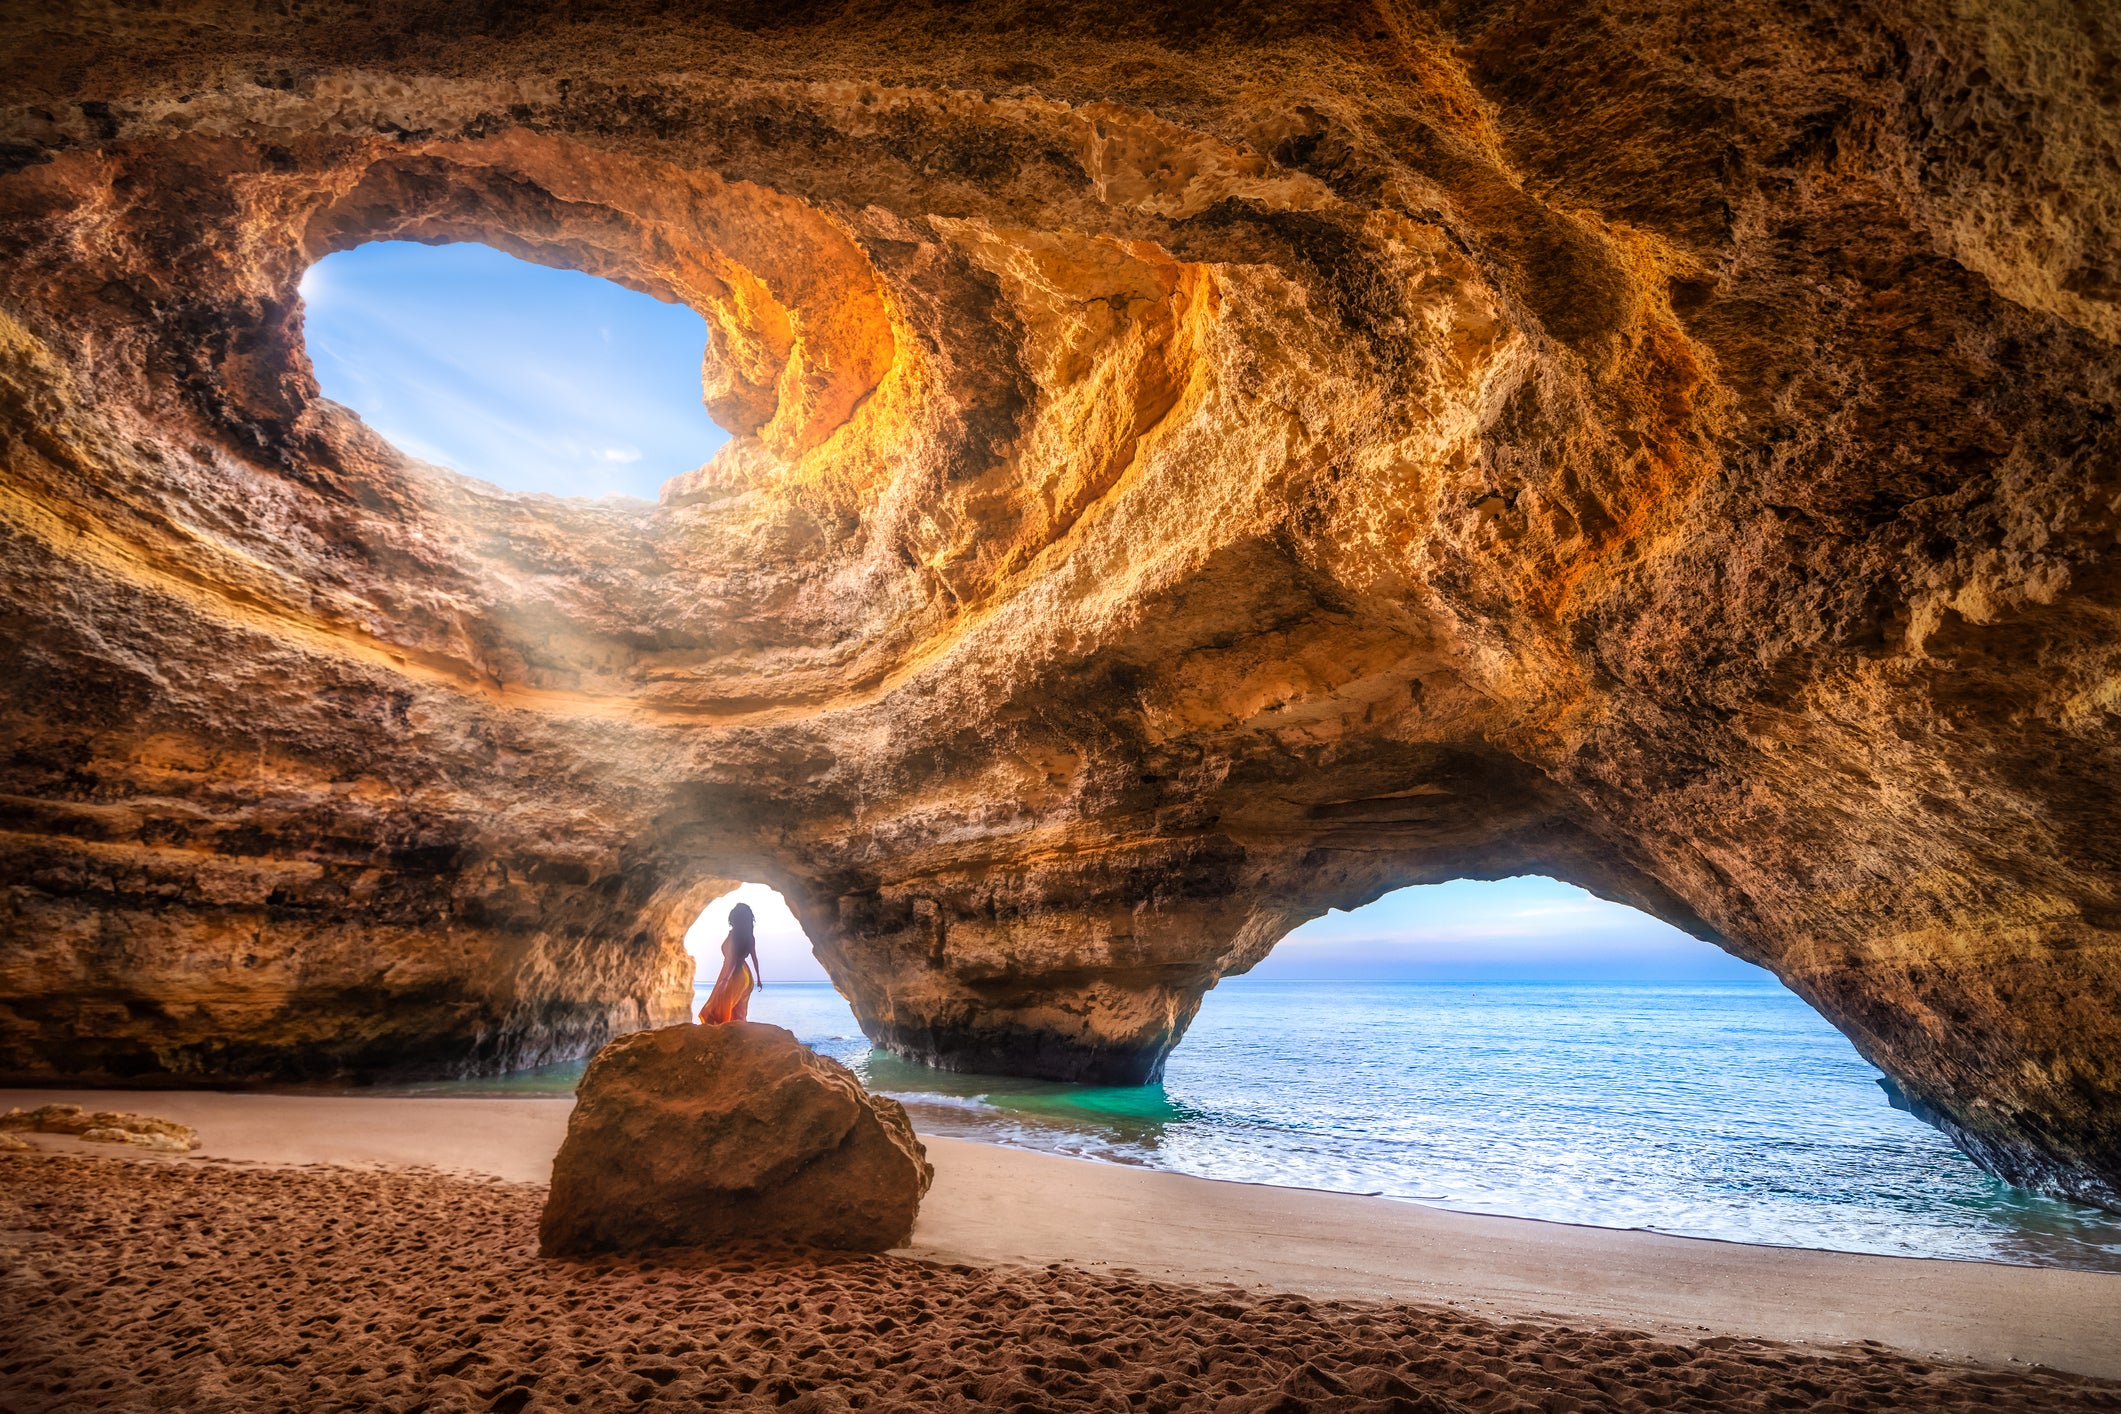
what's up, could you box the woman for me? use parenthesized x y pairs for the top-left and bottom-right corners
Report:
(698, 900), (761, 1024)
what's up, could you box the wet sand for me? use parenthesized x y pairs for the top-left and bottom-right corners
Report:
(2, 1089), (2119, 1410)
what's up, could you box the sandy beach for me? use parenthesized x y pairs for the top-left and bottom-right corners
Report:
(3, 1090), (2119, 1411)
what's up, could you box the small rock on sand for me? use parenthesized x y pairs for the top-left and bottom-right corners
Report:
(541, 1022), (933, 1256)
(0, 1131), (28, 1151)
(79, 1126), (194, 1152)
(1, 1104), (200, 1150)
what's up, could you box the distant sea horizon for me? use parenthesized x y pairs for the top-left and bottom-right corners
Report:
(417, 975), (2121, 1273)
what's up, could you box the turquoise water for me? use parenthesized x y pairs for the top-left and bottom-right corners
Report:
(431, 978), (2121, 1271)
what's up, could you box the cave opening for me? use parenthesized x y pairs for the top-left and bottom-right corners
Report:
(677, 882), (859, 1043)
(1256, 875), (1764, 984)
(683, 882), (831, 994)
(298, 239), (730, 499)
(1134, 876), (2121, 1262)
(757, 877), (2121, 1265)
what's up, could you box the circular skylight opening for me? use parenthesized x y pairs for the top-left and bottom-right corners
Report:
(299, 240), (730, 500)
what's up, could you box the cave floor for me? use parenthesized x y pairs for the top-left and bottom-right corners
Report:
(2, 1089), (2117, 1388)
(5, 1154), (2118, 1413)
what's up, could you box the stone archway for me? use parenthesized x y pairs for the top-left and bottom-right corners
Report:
(1, 2), (2117, 1211)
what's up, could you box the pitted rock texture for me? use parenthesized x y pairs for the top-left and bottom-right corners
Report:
(0, 2), (2117, 1207)
(0, 1104), (200, 1152)
(540, 1022), (933, 1255)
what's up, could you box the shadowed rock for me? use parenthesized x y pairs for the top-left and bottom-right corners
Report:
(539, 1023), (932, 1256)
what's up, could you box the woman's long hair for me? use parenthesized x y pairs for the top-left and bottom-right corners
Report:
(727, 901), (756, 958)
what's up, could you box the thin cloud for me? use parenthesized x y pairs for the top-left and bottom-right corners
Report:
(1253, 875), (1751, 981)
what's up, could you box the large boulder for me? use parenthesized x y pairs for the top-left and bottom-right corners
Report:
(539, 1022), (933, 1256)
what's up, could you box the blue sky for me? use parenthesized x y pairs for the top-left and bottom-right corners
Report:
(307, 242), (1764, 989)
(687, 877), (1765, 987)
(300, 240), (729, 499)
(1249, 876), (1765, 982)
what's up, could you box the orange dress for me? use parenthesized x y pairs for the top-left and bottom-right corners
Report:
(698, 934), (756, 1024)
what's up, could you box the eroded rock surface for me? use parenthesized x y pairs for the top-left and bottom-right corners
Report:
(0, 2), (2117, 1207)
(1, 1104), (201, 1151)
(540, 1023), (932, 1255)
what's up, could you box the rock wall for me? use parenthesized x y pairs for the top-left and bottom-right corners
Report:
(1, 1), (2116, 1206)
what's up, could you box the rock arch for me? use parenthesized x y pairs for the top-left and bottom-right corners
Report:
(1, 2), (2116, 1209)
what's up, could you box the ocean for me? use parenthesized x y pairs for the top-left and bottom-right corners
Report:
(434, 976), (2121, 1272)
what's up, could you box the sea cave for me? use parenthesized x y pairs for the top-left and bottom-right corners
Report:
(2, 0), (2118, 1286)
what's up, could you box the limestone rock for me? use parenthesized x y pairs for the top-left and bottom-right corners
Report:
(2, 1105), (200, 1150)
(1, 3), (2119, 1210)
(539, 1023), (933, 1256)
(79, 1125), (193, 1152)
(0, 1105), (94, 1135)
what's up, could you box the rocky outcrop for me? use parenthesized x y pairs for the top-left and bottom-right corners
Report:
(539, 1023), (932, 1255)
(0, 2), (2117, 1208)
(1, 1104), (201, 1152)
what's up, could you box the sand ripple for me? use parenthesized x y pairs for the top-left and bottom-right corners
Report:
(3, 1154), (2116, 1412)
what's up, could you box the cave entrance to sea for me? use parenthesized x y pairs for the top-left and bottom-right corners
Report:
(863, 876), (2121, 1267)
(676, 884), (867, 1076)
(298, 239), (729, 498)
(1256, 875), (1764, 984)
(683, 883), (831, 998)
